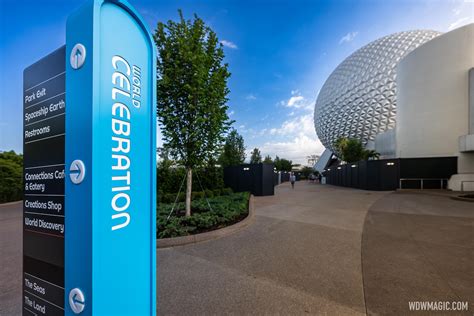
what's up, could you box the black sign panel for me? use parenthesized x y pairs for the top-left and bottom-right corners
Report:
(23, 46), (65, 316)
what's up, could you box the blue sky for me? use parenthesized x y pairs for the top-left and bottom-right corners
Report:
(1, 0), (473, 164)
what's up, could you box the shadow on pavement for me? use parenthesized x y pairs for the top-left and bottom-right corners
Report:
(361, 192), (474, 315)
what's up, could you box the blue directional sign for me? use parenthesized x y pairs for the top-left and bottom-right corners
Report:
(23, 46), (67, 316)
(23, 1), (156, 315)
(65, 0), (156, 315)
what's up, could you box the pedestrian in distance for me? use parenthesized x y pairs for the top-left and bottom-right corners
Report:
(290, 172), (296, 189)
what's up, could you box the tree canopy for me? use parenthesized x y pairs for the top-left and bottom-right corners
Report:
(249, 148), (262, 164)
(0, 151), (23, 203)
(154, 10), (232, 168)
(274, 156), (293, 171)
(334, 137), (380, 163)
(154, 11), (232, 215)
(263, 155), (273, 164)
(300, 166), (315, 178)
(219, 129), (246, 167)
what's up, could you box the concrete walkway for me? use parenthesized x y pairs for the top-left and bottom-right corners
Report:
(0, 201), (22, 316)
(157, 182), (387, 315)
(362, 192), (474, 315)
(2, 183), (472, 315)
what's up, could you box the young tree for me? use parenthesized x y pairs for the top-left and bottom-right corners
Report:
(341, 138), (364, 163)
(155, 11), (232, 216)
(362, 149), (380, 160)
(219, 129), (246, 167)
(274, 156), (293, 171)
(157, 146), (171, 163)
(274, 156), (281, 170)
(249, 148), (262, 164)
(0, 151), (23, 203)
(263, 155), (273, 164)
(334, 137), (349, 157)
(300, 166), (314, 178)
(334, 137), (379, 163)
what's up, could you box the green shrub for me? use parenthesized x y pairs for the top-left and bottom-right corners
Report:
(204, 189), (214, 198)
(0, 151), (23, 203)
(191, 191), (205, 200)
(157, 217), (187, 238)
(161, 193), (171, 204)
(162, 192), (186, 203)
(157, 160), (225, 196)
(157, 192), (250, 238)
(157, 190), (163, 203)
(221, 187), (233, 195)
(161, 188), (235, 205)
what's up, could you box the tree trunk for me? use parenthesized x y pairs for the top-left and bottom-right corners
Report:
(185, 167), (192, 217)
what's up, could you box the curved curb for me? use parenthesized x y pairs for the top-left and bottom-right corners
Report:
(397, 189), (474, 201)
(157, 195), (255, 249)
(450, 196), (474, 203)
(0, 200), (22, 207)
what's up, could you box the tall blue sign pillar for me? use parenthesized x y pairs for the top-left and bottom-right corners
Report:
(65, 1), (156, 315)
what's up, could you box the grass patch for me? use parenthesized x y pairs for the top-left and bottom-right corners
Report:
(157, 192), (250, 239)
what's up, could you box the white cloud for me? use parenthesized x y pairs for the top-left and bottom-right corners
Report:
(448, 16), (471, 30)
(260, 133), (325, 165)
(259, 114), (325, 164)
(287, 96), (304, 107)
(246, 94), (257, 100)
(269, 114), (315, 136)
(220, 40), (238, 49)
(228, 110), (234, 116)
(339, 31), (359, 44)
(281, 93), (314, 111)
(251, 91), (323, 164)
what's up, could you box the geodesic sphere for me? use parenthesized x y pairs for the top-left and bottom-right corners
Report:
(314, 30), (441, 152)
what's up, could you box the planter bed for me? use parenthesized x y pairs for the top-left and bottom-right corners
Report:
(157, 191), (251, 239)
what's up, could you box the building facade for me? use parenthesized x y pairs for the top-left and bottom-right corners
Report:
(314, 30), (441, 153)
(314, 24), (474, 191)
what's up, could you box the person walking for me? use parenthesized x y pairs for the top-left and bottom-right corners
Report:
(290, 172), (296, 189)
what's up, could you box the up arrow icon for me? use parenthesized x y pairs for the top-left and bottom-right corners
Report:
(70, 43), (86, 69)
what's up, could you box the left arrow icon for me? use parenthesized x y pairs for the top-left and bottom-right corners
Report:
(69, 160), (86, 184)
(69, 288), (85, 314)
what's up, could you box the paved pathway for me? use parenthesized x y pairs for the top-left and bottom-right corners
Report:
(362, 192), (474, 315)
(0, 201), (22, 316)
(2, 182), (472, 315)
(157, 182), (387, 315)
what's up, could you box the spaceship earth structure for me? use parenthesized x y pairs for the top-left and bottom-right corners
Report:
(314, 30), (442, 152)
